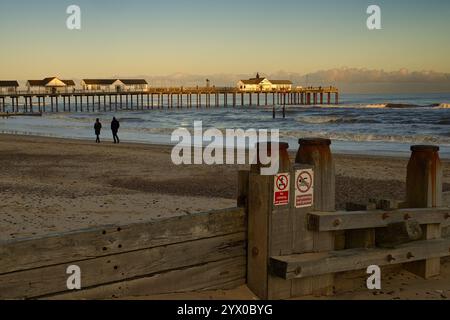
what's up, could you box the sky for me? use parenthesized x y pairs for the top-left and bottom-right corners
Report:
(0, 0), (450, 91)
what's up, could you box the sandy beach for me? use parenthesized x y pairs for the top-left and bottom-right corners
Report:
(1, 133), (449, 240)
(1, 133), (449, 301)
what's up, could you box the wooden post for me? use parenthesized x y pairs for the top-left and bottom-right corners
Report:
(292, 138), (335, 296)
(404, 145), (443, 278)
(248, 142), (296, 299)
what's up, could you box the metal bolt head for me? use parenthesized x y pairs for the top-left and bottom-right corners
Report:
(252, 247), (259, 257)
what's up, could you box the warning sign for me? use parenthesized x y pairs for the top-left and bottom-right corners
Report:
(273, 173), (290, 206)
(295, 169), (314, 208)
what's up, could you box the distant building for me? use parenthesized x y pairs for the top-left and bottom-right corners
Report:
(0, 81), (19, 94)
(82, 79), (149, 92)
(26, 77), (75, 94)
(81, 79), (123, 92)
(119, 79), (149, 92)
(237, 73), (292, 92)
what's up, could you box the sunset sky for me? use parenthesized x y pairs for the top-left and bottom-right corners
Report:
(0, 0), (450, 86)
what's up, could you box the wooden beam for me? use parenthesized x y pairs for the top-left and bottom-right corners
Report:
(308, 208), (450, 232)
(270, 238), (450, 280)
(0, 232), (245, 299)
(44, 256), (246, 300)
(0, 207), (245, 275)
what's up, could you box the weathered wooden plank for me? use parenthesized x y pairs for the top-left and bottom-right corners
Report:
(44, 256), (246, 300)
(247, 173), (271, 299)
(308, 208), (450, 232)
(0, 207), (245, 275)
(0, 232), (245, 299)
(404, 224), (442, 278)
(237, 170), (250, 208)
(270, 238), (450, 280)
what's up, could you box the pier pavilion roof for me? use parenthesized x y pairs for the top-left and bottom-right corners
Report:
(82, 79), (118, 85)
(120, 79), (148, 85)
(27, 77), (75, 87)
(270, 80), (293, 85)
(62, 80), (75, 86)
(0, 81), (19, 87)
(240, 78), (266, 85)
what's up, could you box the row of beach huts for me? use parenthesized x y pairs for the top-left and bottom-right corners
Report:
(0, 77), (149, 94)
(0, 74), (295, 95)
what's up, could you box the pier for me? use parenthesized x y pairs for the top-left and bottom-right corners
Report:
(0, 86), (339, 114)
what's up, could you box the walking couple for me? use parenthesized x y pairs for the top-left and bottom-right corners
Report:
(94, 117), (120, 144)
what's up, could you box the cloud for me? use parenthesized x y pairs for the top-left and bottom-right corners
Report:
(107, 68), (450, 93)
(298, 68), (450, 83)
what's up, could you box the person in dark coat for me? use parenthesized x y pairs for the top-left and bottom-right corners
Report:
(94, 118), (102, 143)
(111, 117), (120, 144)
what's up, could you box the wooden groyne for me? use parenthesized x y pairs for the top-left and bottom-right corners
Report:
(0, 86), (339, 113)
(1, 142), (449, 300)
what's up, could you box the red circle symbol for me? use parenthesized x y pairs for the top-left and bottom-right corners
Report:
(297, 171), (312, 193)
(276, 175), (288, 191)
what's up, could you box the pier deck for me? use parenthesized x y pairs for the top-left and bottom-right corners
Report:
(0, 86), (339, 113)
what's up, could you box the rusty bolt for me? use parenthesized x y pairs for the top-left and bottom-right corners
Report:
(382, 213), (390, 220)
(333, 219), (342, 227)
(295, 267), (302, 276)
(387, 254), (396, 263)
(407, 252), (415, 260)
(404, 214), (412, 220)
(252, 247), (259, 257)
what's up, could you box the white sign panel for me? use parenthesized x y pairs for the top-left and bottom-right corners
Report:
(295, 169), (314, 208)
(273, 173), (290, 206)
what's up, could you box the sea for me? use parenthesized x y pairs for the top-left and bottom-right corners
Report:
(1, 92), (450, 158)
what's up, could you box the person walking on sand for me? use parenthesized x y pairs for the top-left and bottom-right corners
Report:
(111, 117), (120, 144)
(94, 118), (102, 143)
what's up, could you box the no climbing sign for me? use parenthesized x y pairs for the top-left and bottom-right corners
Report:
(273, 173), (290, 206)
(295, 169), (314, 208)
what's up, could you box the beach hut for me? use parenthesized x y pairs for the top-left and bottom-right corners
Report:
(119, 79), (149, 92)
(237, 73), (292, 91)
(0, 81), (19, 94)
(81, 79), (124, 92)
(26, 77), (75, 94)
